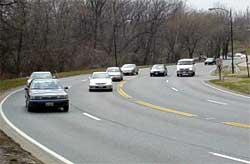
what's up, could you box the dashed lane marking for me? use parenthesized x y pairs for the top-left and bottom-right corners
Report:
(83, 113), (101, 121)
(207, 99), (227, 105)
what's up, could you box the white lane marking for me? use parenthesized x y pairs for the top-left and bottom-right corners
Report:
(0, 88), (74, 164)
(166, 80), (169, 83)
(202, 81), (250, 99)
(171, 87), (178, 92)
(205, 117), (216, 120)
(83, 113), (101, 121)
(81, 79), (87, 82)
(209, 152), (250, 164)
(207, 99), (227, 105)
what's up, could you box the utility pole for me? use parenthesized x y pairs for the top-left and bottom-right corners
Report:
(209, 8), (234, 74)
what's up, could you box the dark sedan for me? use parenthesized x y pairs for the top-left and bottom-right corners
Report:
(25, 79), (69, 112)
(150, 64), (168, 76)
(204, 58), (216, 65)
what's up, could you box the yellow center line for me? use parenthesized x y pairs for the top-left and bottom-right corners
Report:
(117, 81), (132, 99)
(223, 122), (250, 129)
(135, 100), (196, 117)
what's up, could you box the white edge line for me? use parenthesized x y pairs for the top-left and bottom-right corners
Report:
(0, 88), (74, 164)
(171, 87), (178, 92)
(209, 152), (250, 164)
(202, 81), (250, 99)
(207, 99), (227, 105)
(83, 113), (101, 121)
(81, 79), (87, 82)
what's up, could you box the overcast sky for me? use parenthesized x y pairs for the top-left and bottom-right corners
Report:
(186, 0), (250, 12)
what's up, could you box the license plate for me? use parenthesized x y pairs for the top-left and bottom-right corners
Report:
(45, 102), (54, 107)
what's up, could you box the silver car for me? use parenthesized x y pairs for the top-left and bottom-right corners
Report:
(121, 64), (139, 75)
(106, 67), (123, 81)
(27, 72), (54, 86)
(150, 64), (168, 76)
(89, 72), (113, 91)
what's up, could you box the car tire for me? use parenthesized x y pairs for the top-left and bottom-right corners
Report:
(177, 74), (179, 77)
(110, 88), (113, 92)
(89, 89), (92, 92)
(192, 72), (195, 76)
(27, 105), (33, 112)
(63, 105), (69, 112)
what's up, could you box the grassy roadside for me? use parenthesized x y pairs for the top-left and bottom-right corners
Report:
(210, 78), (250, 95)
(210, 63), (250, 95)
(0, 68), (105, 92)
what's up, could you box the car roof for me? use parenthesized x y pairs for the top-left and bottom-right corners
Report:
(122, 64), (136, 66)
(107, 67), (120, 69)
(178, 59), (194, 61)
(92, 72), (108, 74)
(153, 64), (164, 66)
(31, 71), (51, 74)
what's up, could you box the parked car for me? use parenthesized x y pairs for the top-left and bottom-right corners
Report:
(204, 58), (216, 65)
(89, 72), (113, 91)
(27, 72), (54, 87)
(25, 79), (69, 112)
(150, 64), (168, 76)
(176, 59), (196, 77)
(106, 67), (123, 81)
(121, 64), (139, 75)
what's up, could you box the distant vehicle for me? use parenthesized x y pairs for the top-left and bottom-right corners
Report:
(106, 67), (123, 81)
(150, 64), (168, 76)
(204, 58), (216, 65)
(89, 72), (113, 91)
(27, 72), (54, 86)
(121, 64), (139, 75)
(25, 79), (69, 112)
(176, 59), (196, 77)
(234, 53), (246, 59)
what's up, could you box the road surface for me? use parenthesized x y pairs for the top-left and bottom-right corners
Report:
(1, 61), (250, 164)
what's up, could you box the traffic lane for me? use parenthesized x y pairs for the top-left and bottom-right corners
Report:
(2, 89), (250, 163)
(123, 72), (250, 125)
(142, 64), (249, 116)
(67, 76), (250, 159)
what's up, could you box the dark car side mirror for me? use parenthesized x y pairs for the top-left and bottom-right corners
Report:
(24, 87), (28, 91)
(64, 86), (69, 90)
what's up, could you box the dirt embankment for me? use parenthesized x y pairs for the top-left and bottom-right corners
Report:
(0, 129), (43, 164)
(0, 90), (43, 164)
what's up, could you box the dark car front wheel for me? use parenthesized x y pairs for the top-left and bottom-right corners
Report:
(63, 105), (69, 112)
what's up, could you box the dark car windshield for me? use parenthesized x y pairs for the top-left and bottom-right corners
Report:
(178, 61), (193, 65)
(31, 72), (52, 79)
(30, 80), (62, 89)
(152, 65), (164, 69)
(107, 68), (120, 72)
(92, 73), (110, 79)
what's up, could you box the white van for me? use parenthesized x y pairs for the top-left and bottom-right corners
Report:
(176, 59), (196, 77)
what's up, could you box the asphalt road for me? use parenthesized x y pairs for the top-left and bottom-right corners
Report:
(2, 60), (250, 164)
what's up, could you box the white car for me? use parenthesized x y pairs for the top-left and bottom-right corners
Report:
(106, 67), (123, 81)
(176, 59), (196, 77)
(89, 72), (113, 91)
